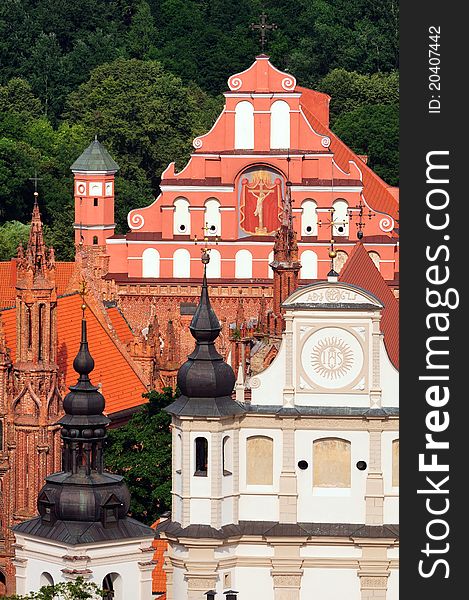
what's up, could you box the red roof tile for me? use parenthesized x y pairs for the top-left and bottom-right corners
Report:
(151, 520), (168, 595)
(0, 261), (75, 309)
(298, 86), (399, 227)
(106, 306), (134, 345)
(0, 294), (147, 414)
(339, 242), (399, 369)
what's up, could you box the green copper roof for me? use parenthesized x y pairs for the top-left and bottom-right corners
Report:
(70, 137), (119, 173)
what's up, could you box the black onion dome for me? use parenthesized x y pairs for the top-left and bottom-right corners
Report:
(167, 269), (245, 418)
(60, 319), (108, 425)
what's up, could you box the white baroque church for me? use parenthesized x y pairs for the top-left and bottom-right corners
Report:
(157, 247), (399, 600)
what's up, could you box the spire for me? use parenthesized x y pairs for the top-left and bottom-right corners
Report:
(26, 194), (48, 278)
(270, 183), (301, 319)
(13, 306), (154, 543)
(189, 251), (221, 343)
(166, 252), (245, 418)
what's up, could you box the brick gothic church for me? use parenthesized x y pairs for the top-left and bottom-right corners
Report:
(0, 55), (399, 595)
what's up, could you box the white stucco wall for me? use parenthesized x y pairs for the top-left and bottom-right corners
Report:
(380, 340), (399, 407)
(300, 568), (360, 600)
(14, 534), (153, 600)
(382, 430), (399, 523)
(296, 429), (368, 523)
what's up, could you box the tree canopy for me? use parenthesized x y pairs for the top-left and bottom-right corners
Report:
(4, 577), (103, 600)
(104, 387), (175, 524)
(0, 2), (399, 260)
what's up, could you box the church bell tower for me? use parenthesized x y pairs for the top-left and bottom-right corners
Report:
(71, 137), (119, 248)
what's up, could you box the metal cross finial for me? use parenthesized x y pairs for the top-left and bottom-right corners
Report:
(251, 13), (277, 52)
(29, 170), (42, 197)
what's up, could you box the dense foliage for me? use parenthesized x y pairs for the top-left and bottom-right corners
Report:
(104, 387), (175, 525)
(0, 1), (399, 260)
(4, 577), (103, 599)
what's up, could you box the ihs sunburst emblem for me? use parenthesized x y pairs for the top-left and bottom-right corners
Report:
(310, 336), (354, 380)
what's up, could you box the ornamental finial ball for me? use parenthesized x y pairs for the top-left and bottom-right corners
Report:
(329, 250), (337, 259)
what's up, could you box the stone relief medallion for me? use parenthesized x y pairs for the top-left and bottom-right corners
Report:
(300, 327), (364, 389)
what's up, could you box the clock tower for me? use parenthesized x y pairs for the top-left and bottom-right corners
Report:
(71, 137), (119, 248)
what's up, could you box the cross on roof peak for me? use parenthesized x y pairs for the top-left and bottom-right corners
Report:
(29, 170), (42, 195)
(251, 13), (277, 52)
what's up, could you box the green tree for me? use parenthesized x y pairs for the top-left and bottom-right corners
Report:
(126, 1), (158, 59)
(0, 78), (43, 119)
(333, 103), (399, 186)
(0, 138), (41, 222)
(4, 576), (103, 600)
(0, 221), (30, 261)
(317, 68), (399, 125)
(26, 32), (65, 118)
(104, 387), (175, 524)
(64, 59), (221, 225)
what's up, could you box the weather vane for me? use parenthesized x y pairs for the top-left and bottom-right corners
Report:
(194, 222), (219, 262)
(251, 13), (277, 52)
(347, 199), (375, 239)
(317, 208), (345, 273)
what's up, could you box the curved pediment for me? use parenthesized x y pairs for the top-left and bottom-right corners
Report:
(227, 55), (297, 93)
(283, 282), (383, 310)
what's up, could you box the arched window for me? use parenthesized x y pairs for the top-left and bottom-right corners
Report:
(313, 438), (351, 488)
(300, 250), (318, 279)
(368, 251), (381, 271)
(270, 100), (290, 149)
(93, 235), (98, 245)
(142, 248), (160, 278)
(222, 435), (232, 475)
(235, 101), (254, 149)
(0, 570), (5, 596)
(175, 433), (182, 473)
(103, 573), (122, 600)
(235, 249), (252, 278)
(301, 199), (318, 236)
(268, 250), (274, 278)
(173, 248), (191, 278)
(40, 572), (54, 588)
(333, 250), (348, 274)
(246, 436), (273, 485)
(206, 249), (221, 278)
(392, 439), (399, 487)
(332, 199), (349, 236)
(195, 437), (208, 476)
(173, 197), (191, 235)
(26, 305), (32, 350)
(38, 304), (45, 361)
(205, 198), (221, 236)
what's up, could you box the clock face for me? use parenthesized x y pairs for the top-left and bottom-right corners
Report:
(300, 327), (364, 389)
(89, 182), (103, 196)
(105, 182), (113, 196)
(76, 182), (86, 195)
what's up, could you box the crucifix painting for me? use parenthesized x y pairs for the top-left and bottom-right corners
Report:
(239, 169), (282, 235)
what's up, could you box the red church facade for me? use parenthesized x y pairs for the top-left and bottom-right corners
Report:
(81, 56), (398, 285)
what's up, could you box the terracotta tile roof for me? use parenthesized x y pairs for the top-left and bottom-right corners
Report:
(0, 261), (17, 309)
(339, 242), (399, 369)
(298, 86), (399, 228)
(0, 294), (148, 415)
(106, 306), (134, 344)
(0, 261), (75, 309)
(151, 520), (167, 596)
